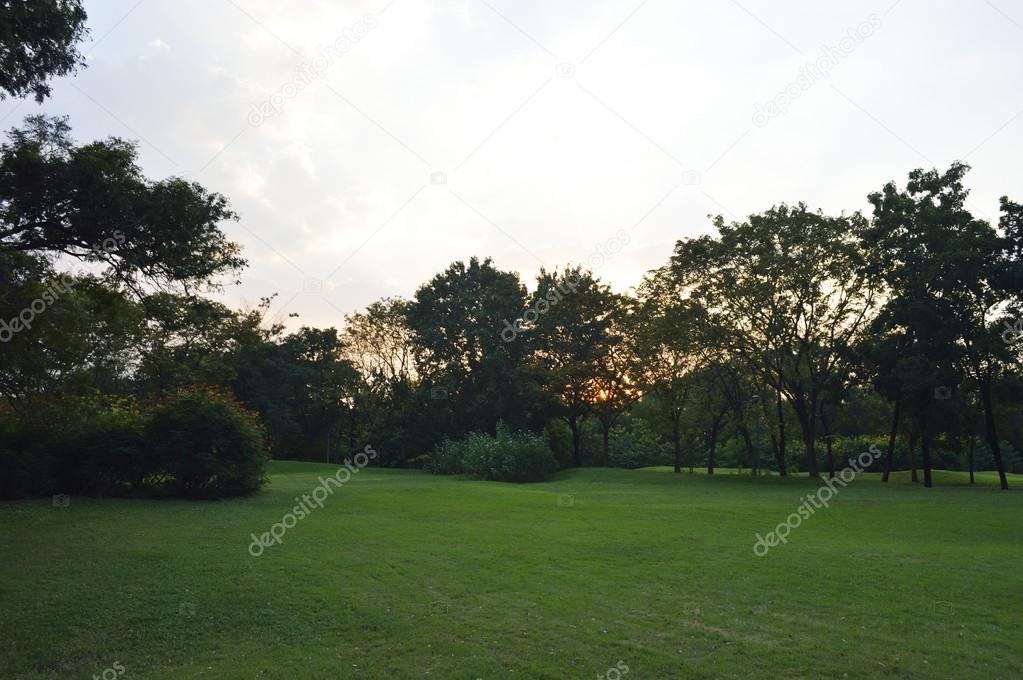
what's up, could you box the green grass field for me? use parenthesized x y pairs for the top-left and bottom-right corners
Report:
(3, 462), (1022, 679)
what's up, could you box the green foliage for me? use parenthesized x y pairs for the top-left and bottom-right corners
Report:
(1, 116), (245, 291)
(407, 257), (530, 444)
(606, 419), (672, 469)
(0, 0), (88, 101)
(0, 390), (269, 499)
(427, 425), (557, 482)
(423, 437), (466, 475)
(148, 388), (269, 497)
(55, 400), (151, 495)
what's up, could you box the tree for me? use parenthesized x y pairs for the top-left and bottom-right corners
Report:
(0, 258), (142, 411)
(634, 271), (702, 473)
(341, 297), (420, 464)
(864, 164), (1013, 488)
(1, 116), (245, 294)
(342, 297), (416, 392)
(587, 297), (641, 466)
(0, 0), (88, 101)
(527, 266), (615, 467)
(668, 205), (878, 478)
(407, 257), (529, 440)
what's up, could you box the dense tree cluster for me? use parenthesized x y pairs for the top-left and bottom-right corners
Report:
(2, 111), (1020, 493)
(1, 6), (1021, 496)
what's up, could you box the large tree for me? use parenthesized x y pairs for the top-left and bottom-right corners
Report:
(864, 164), (1016, 488)
(527, 266), (616, 467)
(0, 0), (88, 101)
(634, 272), (703, 473)
(668, 205), (878, 478)
(587, 296), (640, 466)
(407, 257), (529, 439)
(1, 116), (245, 294)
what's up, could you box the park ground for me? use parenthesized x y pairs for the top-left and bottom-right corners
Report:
(2, 462), (1022, 679)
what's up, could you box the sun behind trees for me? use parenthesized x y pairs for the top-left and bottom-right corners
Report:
(0, 10), (1020, 494)
(3, 107), (1021, 495)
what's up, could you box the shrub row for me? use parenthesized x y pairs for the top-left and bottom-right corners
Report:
(0, 388), (269, 499)
(426, 425), (558, 482)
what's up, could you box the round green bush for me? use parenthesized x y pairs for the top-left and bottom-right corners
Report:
(463, 425), (557, 483)
(148, 388), (269, 497)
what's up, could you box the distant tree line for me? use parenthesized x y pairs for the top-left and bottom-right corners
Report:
(1, 0), (1021, 496)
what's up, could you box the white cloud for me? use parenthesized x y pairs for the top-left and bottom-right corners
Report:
(27, 0), (1023, 330)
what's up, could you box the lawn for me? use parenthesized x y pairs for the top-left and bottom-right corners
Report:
(2, 462), (1022, 679)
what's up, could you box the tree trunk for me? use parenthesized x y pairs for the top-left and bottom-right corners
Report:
(672, 417), (682, 474)
(968, 433), (975, 485)
(739, 426), (756, 476)
(820, 403), (835, 479)
(601, 421), (610, 467)
(569, 416), (582, 468)
(707, 417), (720, 475)
(792, 399), (820, 478)
(775, 389), (787, 476)
(908, 428), (918, 483)
(883, 397), (901, 483)
(980, 375), (1010, 490)
(920, 415), (934, 488)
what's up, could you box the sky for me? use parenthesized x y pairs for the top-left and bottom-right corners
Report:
(4, 0), (1023, 329)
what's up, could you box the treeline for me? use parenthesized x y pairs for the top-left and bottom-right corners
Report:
(1, 2), (1021, 496)
(3, 110), (1021, 494)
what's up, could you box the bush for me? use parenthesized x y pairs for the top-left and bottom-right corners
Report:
(828, 435), (889, 473)
(148, 388), (269, 497)
(607, 420), (673, 469)
(0, 446), (53, 499)
(0, 396), (149, 498)
(424, 437), (466, 475)
(55, 404), (151, 495)
(427, 425), (557, 482)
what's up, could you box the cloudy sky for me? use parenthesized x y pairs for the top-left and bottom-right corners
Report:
(6, 0), (1023, 329)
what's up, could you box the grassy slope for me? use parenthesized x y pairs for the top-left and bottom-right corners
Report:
(2, 462), (1022, 679)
